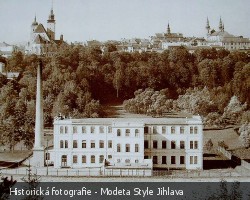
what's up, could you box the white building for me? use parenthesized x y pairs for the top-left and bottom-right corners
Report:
(48, 116), (203, 171)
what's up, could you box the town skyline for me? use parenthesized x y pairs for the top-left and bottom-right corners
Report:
(0, 0), (250, 44)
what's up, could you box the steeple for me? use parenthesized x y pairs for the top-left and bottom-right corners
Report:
(206, 17), (210, 34)
(32, 14), (38, 26)
(47, 2), (56, 40)
(219, 17), (223, 31)
(167, 22), (171, 34)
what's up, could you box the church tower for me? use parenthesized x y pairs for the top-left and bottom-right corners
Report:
(31, 15), (38, 42)
(167, 22), (171, 34)
(206, 17), (210, 34)
(47, 7), (55, 40)
(219, 17), (223, 32)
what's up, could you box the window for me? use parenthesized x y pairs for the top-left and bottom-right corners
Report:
(162, 156), (167, 164)
(171, 156), (176, 164)
(153, 140), (158, 149)
(162, 126), (166, 134)
(190, 127), (193, 134)
(108, 126), (112, 133)
(91, 126), (95, 134)
(45, 153), (50, 160)
(73, 155), (77, 164)
(144, 156), (149, 159)
(194, 156), (198, 164)
(194, 127), (198, 134)
(60, 126), (63, 134)
(73, 126), (77, 134)
(61, 155), (67, 166)
(99, 155), (104, 163)
(171, 127), (175, 134)
(99, 126), (104, 133)
(73, 140), (78, 148)
(125, 159), (130, 163)
(153, 156), (158, 164)
(144, 127), (149, 134)
(65, 126), (68, 134)
(180, 156), (185, 164)
(135, 129), (139, 137)
(65, 140), (68, 148)
(108, 140), (112, 148)
(60, 140), (63, 148)
(125, 129), (130, 136)
(82, 155), (86, 164)
(91, 155), (95, 163)
(99, 140), (104, 148)
(108, 155), (112, 159)
(82, 126), (86, 134)
(180, 141), (185, 149)
(180, 126), (184, 134)
(162, 140), (167, 149)
(153, 126), (157, 134)
(91, 141), (95, 148)
(135, 144), (139, 152)
(82, 140), (86, 148)
(126, 144), (130, 152)
(190, 141), (194, 149)
(117, 129), (121, 136)
(135, 159), (139, 163)
(144, 140), (149, 149)
(117, 159), (121, 163)
(190, 156), (198, 164)
(171, 141), (176, 149)
(117, 144), (121, 152)
(195, 141), (198, 149)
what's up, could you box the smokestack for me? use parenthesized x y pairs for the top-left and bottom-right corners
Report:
(34, 60), (44, 149)
(31, 59), (44, 167)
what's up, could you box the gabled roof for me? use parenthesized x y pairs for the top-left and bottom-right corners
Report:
(210, 31), (234, 38)
(34, 23), (47, 34)
(34, 35), (49, 44)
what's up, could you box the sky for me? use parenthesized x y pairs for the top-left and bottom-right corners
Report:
(0, 0), (250, 44)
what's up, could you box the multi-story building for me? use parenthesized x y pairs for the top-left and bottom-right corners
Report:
(48, 116), (203, 171)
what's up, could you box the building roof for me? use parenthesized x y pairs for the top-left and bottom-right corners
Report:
(54, 116), (202, 125)
(210, 31), (234, 38)
(34, 24), (47, 34)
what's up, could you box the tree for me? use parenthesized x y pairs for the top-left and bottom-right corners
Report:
(239, 123), (250, 148)
(205, 139), (214, 151)
(0, 175), (16, 200)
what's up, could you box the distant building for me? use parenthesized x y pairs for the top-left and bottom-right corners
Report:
(206, 17), (250, 51)
(47, 116), (203, 171)
(0, 42), (18, 58)
(25, 8), (66, 56)
(0, 61), (19, 80)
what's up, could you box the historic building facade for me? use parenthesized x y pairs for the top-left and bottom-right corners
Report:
(48, 116), (203, 171)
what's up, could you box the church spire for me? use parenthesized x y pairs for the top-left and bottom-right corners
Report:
(32, 14), (38, 26)
(167, 22), (171, 34)
(206, 17), (210, 34)
(219, 16), (223, 31)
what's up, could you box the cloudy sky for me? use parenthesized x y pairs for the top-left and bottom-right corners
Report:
(0, 0), (249, 44)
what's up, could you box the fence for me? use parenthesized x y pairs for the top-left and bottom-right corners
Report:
(0, 167), (152, 177)
(1, 167), (242, 178)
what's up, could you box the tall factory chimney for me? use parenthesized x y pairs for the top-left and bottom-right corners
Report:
(32, 60), (45, 167)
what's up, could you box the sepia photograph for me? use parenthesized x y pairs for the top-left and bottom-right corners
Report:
(0, 0), (249, 199)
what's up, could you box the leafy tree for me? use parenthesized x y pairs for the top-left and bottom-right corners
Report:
(205, 139), (214, 151)
(239, 123), (250, 148)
